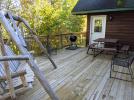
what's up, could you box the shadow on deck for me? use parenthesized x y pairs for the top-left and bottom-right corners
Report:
(17, 48), (134, 100)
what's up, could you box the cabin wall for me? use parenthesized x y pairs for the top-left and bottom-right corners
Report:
(87, 12), (134, 50)
(106, 12), (134, 49)
(86, 15), (90, 46)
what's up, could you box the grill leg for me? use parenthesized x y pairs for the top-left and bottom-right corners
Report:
(110, 62), (113, 78)
(87, 46), (90, 54)
(128, 66), (133, 79)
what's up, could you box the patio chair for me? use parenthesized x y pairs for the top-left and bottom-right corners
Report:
(0, 45), (34, 99)
(110, 52), (134, 81)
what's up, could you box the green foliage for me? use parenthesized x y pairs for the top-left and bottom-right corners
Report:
(117, 0), (125, 7)
(19, 0), (85, 35)
(1, 0), (85, 35)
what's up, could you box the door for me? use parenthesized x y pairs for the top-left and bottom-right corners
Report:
(90, 15), (106, 44)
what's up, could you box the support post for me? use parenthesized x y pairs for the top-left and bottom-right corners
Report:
(20, 20), (57, 69)
(0, 24), (16, 99)
(60, 34), (63, 49)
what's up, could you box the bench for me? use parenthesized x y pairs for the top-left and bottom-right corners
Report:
(91, 47), (117, 57)
(87, 43), (98, 54)
(98, 47), (117, 51)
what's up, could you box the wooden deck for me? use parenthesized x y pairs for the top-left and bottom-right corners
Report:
(17, 48), (134, 100)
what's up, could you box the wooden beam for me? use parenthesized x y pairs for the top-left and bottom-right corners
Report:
(7, 12), (27, 47)
(20, 20), (57, 69)
(5, 13), (22, 22)
(0, 24), (16, 99)
(0, 55), (29, 61)
(86, 15), (90, 46)
(0, 70), (26, 81)
(5, 12), (57, 69)
(20, 75), (28, 87)
(0, 12), (59, 100)
(0, 86), (31, 100)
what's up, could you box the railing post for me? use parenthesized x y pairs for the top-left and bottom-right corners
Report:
(46, 35), (51, 54)
(60, 34), (63, 49)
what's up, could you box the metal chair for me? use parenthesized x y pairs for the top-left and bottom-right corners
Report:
(110, 52), (134, 81)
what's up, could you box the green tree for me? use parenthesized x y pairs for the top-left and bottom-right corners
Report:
(19, 0), (85, 35)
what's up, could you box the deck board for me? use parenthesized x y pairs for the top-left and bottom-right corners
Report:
(17, 48), (134, 100)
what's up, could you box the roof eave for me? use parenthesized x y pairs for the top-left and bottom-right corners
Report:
(72, 8), (134, 15)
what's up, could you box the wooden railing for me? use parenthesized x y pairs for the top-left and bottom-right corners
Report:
(25, 32), (86, 55)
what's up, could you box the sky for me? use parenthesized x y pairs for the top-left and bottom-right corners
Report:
(12, 0), (21, 7)
(0, 0), (21, 11)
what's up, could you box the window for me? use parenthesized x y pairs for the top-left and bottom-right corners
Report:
(94, 19), (102, 32)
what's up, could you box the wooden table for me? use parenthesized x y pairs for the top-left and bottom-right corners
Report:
(94, 38), (119, 43)
(92, 38), (119, 57)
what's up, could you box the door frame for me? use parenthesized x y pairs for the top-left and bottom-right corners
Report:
(89, 15), (107, 44)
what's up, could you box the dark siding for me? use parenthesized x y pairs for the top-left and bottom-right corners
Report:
(86, 15), (90, 46)
(86, 12), (134, 50)
(106, 12), (134, 50)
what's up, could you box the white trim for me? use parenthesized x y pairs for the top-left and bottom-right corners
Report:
(89, 15), (107, 44)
